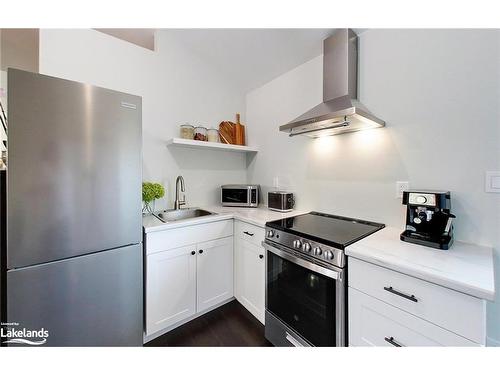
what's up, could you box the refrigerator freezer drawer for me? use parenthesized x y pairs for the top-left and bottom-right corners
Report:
(6, 244), (143, 346)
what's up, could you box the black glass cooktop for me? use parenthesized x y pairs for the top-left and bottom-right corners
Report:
(266, 211), (385, 249)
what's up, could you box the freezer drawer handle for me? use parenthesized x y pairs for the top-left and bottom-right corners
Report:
(383, 286), (418, 303)
(384, 336), (403, 347)
(285, 332), (304, 347)
(243, 231), (254, 237)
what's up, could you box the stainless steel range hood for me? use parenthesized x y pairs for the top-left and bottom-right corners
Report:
(279, 29), (385, 138)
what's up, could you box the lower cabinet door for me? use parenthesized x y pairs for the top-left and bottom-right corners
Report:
(348, 287), (479, 347)
(146, 245), (197, 336)
(235, 237), (265, 323)
(196, 237), (234, 312)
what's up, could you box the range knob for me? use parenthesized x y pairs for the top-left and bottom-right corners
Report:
(324, 250), (334, 260)
(302, 242), (312, 253)
(267, 230), (275, 238)
(313, 247), (322, 256)
(293, 239), (302, 249)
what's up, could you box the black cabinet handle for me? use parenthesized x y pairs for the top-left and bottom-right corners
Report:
(198, 250), (203, 254)
(259, 254), (264, 259)
(191, 251), (196, 255)
(384, 286), (418, 303)
(243, 231), (254, 237)
(384, 336), (403, 347)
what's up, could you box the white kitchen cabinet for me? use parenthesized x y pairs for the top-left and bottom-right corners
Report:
(146, 219), (233, 255)
(196, 237), (234, 312)
(349, 287), (478, 347)
(348, 257), (486, 346)
(234, 221), (266, 323)
(146, 245), (197, 336)
(234, 220), (265, 247)
(145, 219), (234, 339)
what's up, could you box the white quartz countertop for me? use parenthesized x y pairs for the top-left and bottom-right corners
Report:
(206, 205), (308, 227)
(143, 205), (307, 233)
(345, 226), (495, 301)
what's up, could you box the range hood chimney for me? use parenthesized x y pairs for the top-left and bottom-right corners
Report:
(279, 29), (385, 138)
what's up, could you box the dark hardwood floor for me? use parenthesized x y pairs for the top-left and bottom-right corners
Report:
(145, 300), (272, 347)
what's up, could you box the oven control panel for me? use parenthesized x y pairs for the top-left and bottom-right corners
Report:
(265, 227), (345, 268)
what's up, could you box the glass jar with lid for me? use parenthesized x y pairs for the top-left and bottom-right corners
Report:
(194, 126), (208, 141)
(207, 128), (220, 143)
(179, 123), (194, 139)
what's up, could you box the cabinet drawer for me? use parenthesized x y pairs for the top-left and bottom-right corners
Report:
(349, 287), (478, 347)
(146, 219), (233, 255)
(348, 257), (485, 344)
(235, 220), (265, 247)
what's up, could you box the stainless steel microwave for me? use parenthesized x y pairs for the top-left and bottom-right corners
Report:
(221, 185), (260, 207)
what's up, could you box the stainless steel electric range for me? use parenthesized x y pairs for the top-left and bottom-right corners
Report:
(262, 211), (385, 347)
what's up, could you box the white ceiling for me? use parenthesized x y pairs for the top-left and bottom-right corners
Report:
(95, 29), (155, 51)
(162, 29), (335, 92)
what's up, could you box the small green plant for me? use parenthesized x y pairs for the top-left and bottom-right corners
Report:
(142, 182), (165, 214)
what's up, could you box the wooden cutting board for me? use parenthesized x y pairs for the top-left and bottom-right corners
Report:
(219, 121), (236, 144)
(234, 113), (245, 146)
(219, 114), (246, 145)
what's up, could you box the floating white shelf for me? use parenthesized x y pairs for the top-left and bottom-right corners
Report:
(166, 138), (258, 153)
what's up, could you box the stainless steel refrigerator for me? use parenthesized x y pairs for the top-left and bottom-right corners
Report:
(0, 69), (143, 346)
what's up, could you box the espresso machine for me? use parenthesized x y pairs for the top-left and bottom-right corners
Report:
(401, 190), (455, 250)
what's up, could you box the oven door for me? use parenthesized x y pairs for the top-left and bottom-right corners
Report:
(263, 241), (345, 347)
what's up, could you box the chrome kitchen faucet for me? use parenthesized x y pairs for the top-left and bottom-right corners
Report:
(174, 175), (186, 210)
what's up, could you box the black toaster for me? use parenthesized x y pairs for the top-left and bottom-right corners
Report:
(268, 191), (295, 212)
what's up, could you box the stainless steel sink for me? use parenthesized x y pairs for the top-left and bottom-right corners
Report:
(155, 208), (215, 223)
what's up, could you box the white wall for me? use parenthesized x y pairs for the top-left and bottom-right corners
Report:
(39, 29), (248, 210)
(246, 29), (500, 344)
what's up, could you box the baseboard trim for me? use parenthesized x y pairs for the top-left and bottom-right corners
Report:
(143, 297), (235, 344)
(487, 336), (500, 347)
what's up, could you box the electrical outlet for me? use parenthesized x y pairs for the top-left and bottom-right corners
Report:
(396, 181), (409, 199)
(485, 171), (500, 193)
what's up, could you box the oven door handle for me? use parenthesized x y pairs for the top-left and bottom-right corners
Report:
(286, 332), (304, 347)
(263, 241), (342, 280)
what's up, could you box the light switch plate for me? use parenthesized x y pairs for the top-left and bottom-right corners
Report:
(396, 181), (409, 199)
(485, 171), (500, 193)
